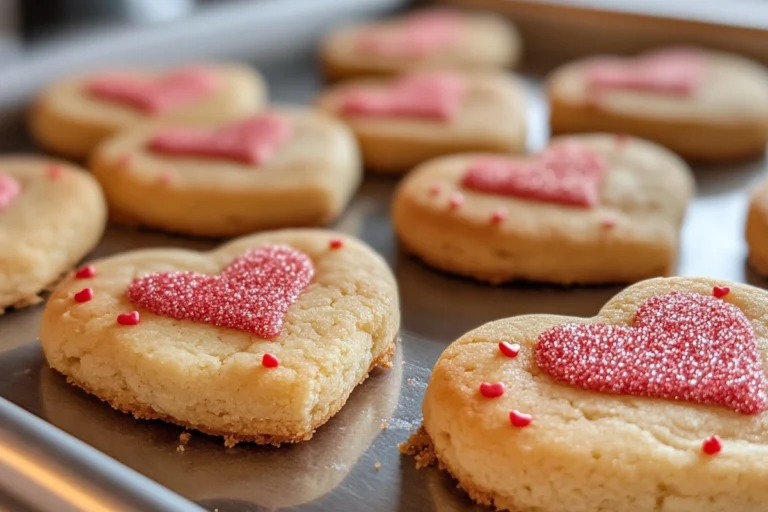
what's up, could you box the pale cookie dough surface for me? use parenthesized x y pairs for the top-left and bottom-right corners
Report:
(409, 277), (768, 512)
(316, 72), (526, 174)
(320, 10), (520, 82)
(548, 50), (768, 161)
(392, 135), (694, 284)
(0, 156), (106, 310)
(746, 181), (768, 275)
(40, 229), (401, 446)
(89, 108), (361, 237)
(29, 63), (266, 160)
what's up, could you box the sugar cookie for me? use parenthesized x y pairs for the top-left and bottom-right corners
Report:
(40, 229), (400, 446)
(0, 156), (106, 310)
(30, 63), (266, 160)
(404, 277), (768, 512)
(548, 47), (768, 162)
(316, 71), (526, 174)
(89, 109), (360, 237)
(745, 181), (768, 275)
(392, 134), (694, 284)
(320, 8), (520, 82)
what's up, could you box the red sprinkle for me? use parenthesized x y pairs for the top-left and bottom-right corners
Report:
(713, 286), (730, 299)
(75, 265), (96, 279)
(614, 134), (629, 148)
(490, 208), (508, 224)
(47, 164), (63, 180)
(499, 342), (520, 358)
(117, 311), (140, 326)
(509, 410), (532, 428)
(329, 239), (344, 250)
(428, 184), (441, 197)
(262, 353), (279, 368)
(74, 288), (93, 303)
(157, 172), (173, 185)
(448, 192), (464, 210)
(702, 436), (722, 455)
(601, 217), (617, 229)
(536, 292), (768, 415)
(126, 245), (314, 338)
(479, 382), (505, 398)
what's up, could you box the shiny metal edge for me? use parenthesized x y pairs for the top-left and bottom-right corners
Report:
(0, 397), (204, 512)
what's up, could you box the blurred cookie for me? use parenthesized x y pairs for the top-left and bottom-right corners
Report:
(548, 47), (768, 162)
(746, 181), (768, 275)
(30, 63), (266, 159)
(404, 277), (768, 512)
(0, 156), (106, 310)
(40, 229), (401, 446)
(320, 8), (520, 82)
(392, 134), (693, 284)
(90, 108), (360, 237)
(316, 71), (526, 174)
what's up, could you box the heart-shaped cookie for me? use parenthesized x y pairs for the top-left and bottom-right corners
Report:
(316, 71), (526, 173)
(86, 67), (220, 114)
(148, 113), (293, 165)
(90, 107), (361, 237)
(40, 229), (400, 446)
(29, 63), (266, 160)
(320, 8), (520, 82)
(0, 157), (106, 310)
(548, 47), (768, 162)
(392, 134), (693, 284)
(746, 180), (768, 276)
(586, 47), (704, 96)
(404, 277), (768, 512)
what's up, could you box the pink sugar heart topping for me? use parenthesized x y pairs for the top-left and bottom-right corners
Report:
(536, 292), (768, 415)
(148, 113), (293, 166)
(0, 173), (21, 212)
(127, 245), (314, 338)
(339, 73), (466, 121)
(86, 67), (219, 114)
(586, 47), (705, 96)
(462, 141), (607, 207)
(356, 8), (462, 58)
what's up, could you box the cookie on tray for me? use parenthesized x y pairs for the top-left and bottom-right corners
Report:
(320, 8), (520, 82)
(392, 134), (694, 284)
(89, 108), (361, 237)
(745, 181), (768, 275)
(0, 156), (106, 311)
(30, 63), (266, 160)
(40, 229), (400, 446)
(547, 47), (768, 162)
(316, 71), (526, 174)
(403, 277), (768, 512)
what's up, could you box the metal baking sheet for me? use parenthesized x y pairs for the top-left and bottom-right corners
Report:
(2, 2), (768, 511)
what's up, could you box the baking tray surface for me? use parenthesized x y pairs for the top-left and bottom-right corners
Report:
(1, 56), (767, 512)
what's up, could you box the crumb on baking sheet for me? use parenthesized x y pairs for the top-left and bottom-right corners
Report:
(381, 421), (388, 430)
(179, 431), (191, 445)
(374, 462), (382, 471)
(176, 445), (185, 453)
